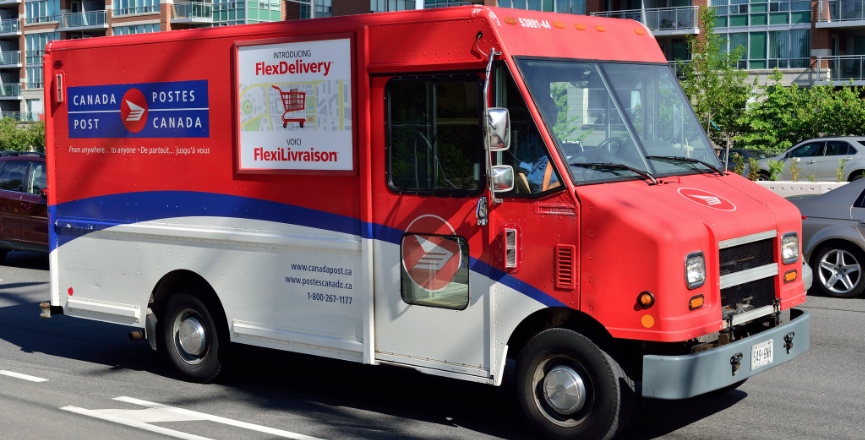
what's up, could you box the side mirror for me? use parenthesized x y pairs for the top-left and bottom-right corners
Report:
(40, 187), (48, 198)
(491, 165), (514, 192)
(487, 108), (510, 152)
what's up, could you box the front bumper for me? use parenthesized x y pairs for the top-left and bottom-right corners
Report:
(641, 308), (810, 399)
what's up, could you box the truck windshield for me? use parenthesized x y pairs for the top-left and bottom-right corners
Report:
(515, 59), (719, 185)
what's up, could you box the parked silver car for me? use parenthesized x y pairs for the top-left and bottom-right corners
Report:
(790, 179), (865, 297)
(755, 136), (865, 182)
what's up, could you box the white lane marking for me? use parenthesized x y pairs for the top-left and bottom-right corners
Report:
(61, 405), (211, 440)
(0, 370), (48, 382)
(61, 396), (324, 440)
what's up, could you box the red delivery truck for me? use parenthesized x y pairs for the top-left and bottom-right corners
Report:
(42, 6), (810, 439)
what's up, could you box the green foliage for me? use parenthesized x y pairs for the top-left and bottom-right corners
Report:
(837, 159), (846, 182)
(550, 83), (588, 142)
(747, 157), (760, 180)
(679, 7), (751, 150)
(789, 161), (801, 182)
(807, 174), (816, 182)
(767, 159), (785, 181)
(0, 118), (45, 153)
(732, 152), (746, 175)
(736, 71), (865, 152)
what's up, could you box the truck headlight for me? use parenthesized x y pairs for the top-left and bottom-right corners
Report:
(685, 252), (706, 290)
(781, 233), (799, 264)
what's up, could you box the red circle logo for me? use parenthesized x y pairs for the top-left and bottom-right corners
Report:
(678, 187), (736, 211)
(401, 215), (462, 292)
(120, 88), (148, 133)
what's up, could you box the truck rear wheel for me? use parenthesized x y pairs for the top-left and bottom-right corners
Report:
(162, 292), (227, 383)
(516, 328), (633, 440)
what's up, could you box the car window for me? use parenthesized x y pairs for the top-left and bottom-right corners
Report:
(789, 142), (823, 158)
(0, 160), (29, 192)
(27, 162), (46, 195)
(825, 141), (854, 156)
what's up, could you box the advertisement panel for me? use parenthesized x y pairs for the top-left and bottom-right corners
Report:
(236, 37), (354, 173)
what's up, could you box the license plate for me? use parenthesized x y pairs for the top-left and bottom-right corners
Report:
(751, 339), (773, 370)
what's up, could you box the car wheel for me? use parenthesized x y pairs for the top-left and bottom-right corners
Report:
(813, 244), (865, 298)
(0, 250), (6, 264)
(756, 172), (771, 181)
(849, 172), (864, 182)
(161, 292), (228, 383)
(516, 329), (634, 440)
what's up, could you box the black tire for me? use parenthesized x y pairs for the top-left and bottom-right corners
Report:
(849, 172), (864, 182)
(0, 250), (7, 264)
(516, 329), (634, 440)
(812, 244), (865, 298)
(161, 292), (228, 383)
(756, 171), (771, 181)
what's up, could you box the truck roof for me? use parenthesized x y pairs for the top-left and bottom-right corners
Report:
(46, 6), (665, 69)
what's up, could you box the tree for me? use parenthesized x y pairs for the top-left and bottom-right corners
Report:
(0, 118), (45, 152)
(679, 6), (751, 152)
(736, 71), (865, 153)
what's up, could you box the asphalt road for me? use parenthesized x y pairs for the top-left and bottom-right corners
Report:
(2, 250), (863, 439)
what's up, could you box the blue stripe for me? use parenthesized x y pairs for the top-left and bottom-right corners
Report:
(51, 191), (565, 308)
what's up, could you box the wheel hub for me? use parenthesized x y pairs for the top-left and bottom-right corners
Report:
(542, 365), (586, 415)
(177, 316), (207, 356)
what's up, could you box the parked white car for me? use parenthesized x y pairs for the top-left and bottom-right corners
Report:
(755, 136), (865, 182)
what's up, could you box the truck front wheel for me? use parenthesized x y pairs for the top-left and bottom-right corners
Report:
(516, 329), (633, 440)
(161, 292), (227, 383)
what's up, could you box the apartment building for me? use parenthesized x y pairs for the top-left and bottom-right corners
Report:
(1, 0), (859, 122)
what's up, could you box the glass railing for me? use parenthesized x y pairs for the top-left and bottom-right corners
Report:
(818, 0), (865, 22)
(0, 17), (20, 34)
(59, 10), (108, 29)
(592, 6), (699, 33)
(0, 84), (22, 98)
(173, 2), (214, 20)
(818, 55), (865, 81)
(0, 50), (21, 67)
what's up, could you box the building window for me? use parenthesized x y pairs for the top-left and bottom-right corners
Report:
(113, 23), (160, 35)
(725, 29), (810, 69)
(24, 0), (61, 25)
(25, 32), (59, 89)
(113, 0), (159, 16)
(371, 0), (416, 11)
(712, 0), (810, 28)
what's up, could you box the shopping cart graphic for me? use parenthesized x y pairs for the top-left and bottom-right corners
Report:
(271, 85), (306, 128)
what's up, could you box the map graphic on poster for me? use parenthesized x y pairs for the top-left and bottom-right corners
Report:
(237, 38), (353, 172)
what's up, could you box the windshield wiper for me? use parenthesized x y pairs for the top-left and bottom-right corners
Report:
(646, 155), (725, 176)
(570, 162), (658, 185)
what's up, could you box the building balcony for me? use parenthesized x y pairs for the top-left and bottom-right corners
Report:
(172, 2), (214, 24)
(816, 55), (865, 85)
(0, 0), (21, 7)
(817, 0), (865, 28)
(0, 50), (21, 68)
(0, 17), (19, 36)
(58, 10), (108, 31)
(591, 6), (699, 36)
(0, 83), (21, 99)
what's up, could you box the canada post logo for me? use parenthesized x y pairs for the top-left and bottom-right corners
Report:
(68, 80), (209, 138)
(678, 187), (736, 211)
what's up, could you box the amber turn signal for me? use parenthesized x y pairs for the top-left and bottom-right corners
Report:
(784, 270), (798, 283)
(637, 291), (655, 309)
(689, 294), (704, 311)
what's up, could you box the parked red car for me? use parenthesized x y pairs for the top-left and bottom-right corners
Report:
(0, 151), (47, 263)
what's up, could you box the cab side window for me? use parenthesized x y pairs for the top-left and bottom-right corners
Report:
(387, 77), (484, 195)
(789, 143), (822, 158)
(494, 70), (560, 196)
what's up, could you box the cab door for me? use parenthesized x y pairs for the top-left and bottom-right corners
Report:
(370, 74), (494, 379)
